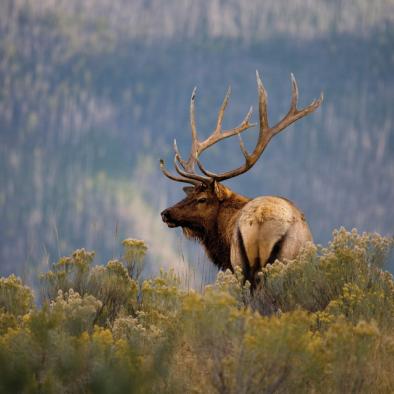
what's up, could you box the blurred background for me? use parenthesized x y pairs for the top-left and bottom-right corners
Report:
(1, 0), (393, 286)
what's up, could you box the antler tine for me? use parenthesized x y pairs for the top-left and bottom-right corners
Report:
(269, 74), (323, 139)
(179, 86), (200, 173)
(215, 86), (231, 134)
(256, 70), (269, 131)
(174, 155), (211, 184)
(190, 87), (198, 141)
(219, 105), (256, 139)
(237, 132), (250, 161)
(196, 123), (252, 178)
(290, 72), (299, 112)
(173, 139), (188, 170)
(159, 159), (200, 185)
(196, 158), (218, 178)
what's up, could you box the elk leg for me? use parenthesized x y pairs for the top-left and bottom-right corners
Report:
(277, 220), (313, 261)
(256, 221), (289, 267)
(231, 229), (252, 280)
(232, 221), (284, 285)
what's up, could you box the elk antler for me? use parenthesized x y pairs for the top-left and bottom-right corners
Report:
(160, 72), (323, 185)
(197, 72), (323, 181)
(160, 85), (256, 185)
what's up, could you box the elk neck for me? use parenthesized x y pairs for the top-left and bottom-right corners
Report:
(201, 192), (250, 271)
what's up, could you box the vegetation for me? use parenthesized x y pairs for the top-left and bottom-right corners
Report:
(1, 0), (394, 279)
(0, 228), (393, 393)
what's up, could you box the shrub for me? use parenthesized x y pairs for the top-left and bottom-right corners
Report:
(0, 275), (34, 316)
(41, 250), (138, 325)
(0, 229), (393, 393)
(254, 228), (394, 323)
(122, 238), (148, 281)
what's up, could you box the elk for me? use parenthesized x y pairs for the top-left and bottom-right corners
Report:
(160, 72), (323, 286)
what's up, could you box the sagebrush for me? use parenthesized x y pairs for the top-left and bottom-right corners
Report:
(0, 229), (393, 393)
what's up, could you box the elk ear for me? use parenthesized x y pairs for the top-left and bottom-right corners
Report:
(183, 186), (195, 196)
(213, 181), (231, 201)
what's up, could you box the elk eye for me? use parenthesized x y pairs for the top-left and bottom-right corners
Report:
(197, 197), (207, 204)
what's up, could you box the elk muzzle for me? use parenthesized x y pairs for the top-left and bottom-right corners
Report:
(161, 208), (178, 228)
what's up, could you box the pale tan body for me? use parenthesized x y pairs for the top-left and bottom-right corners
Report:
(230, 196), (312, 273)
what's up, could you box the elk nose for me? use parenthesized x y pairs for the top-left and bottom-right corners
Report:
(161, 209), (170, 222)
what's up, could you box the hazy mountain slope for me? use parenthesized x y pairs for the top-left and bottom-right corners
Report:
(0, 0), (393, 279)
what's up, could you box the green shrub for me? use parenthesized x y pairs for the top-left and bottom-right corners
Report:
(0, 229), (393, 393)
(41, 249), (138, 325)
(0, 275), (34, 316)
(254, 228), (394, 324)
(122, 238), (148, 281)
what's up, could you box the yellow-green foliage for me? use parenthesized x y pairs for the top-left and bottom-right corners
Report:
(0, 229), (393, 393)
(122, 238), (147, 280)
(41, 249), (138, 325)
(256, 228), (394, 325)
(0, 275), (34, 316)
(0, 275), (34, 335)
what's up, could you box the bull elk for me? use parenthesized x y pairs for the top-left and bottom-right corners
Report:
(160, 72), (323, 286)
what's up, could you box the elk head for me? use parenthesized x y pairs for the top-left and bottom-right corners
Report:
(160, 71), (323, 271)
(161, 181), (234, 236)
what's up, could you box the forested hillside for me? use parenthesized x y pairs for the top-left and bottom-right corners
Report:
(1, 0), (393, 281)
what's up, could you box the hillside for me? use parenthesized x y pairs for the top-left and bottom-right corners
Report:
(1, 0), (393, 279)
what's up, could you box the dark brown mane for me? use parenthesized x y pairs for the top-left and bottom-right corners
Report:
(181, 195), (249, 271)
(182, 224), (232, 271)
